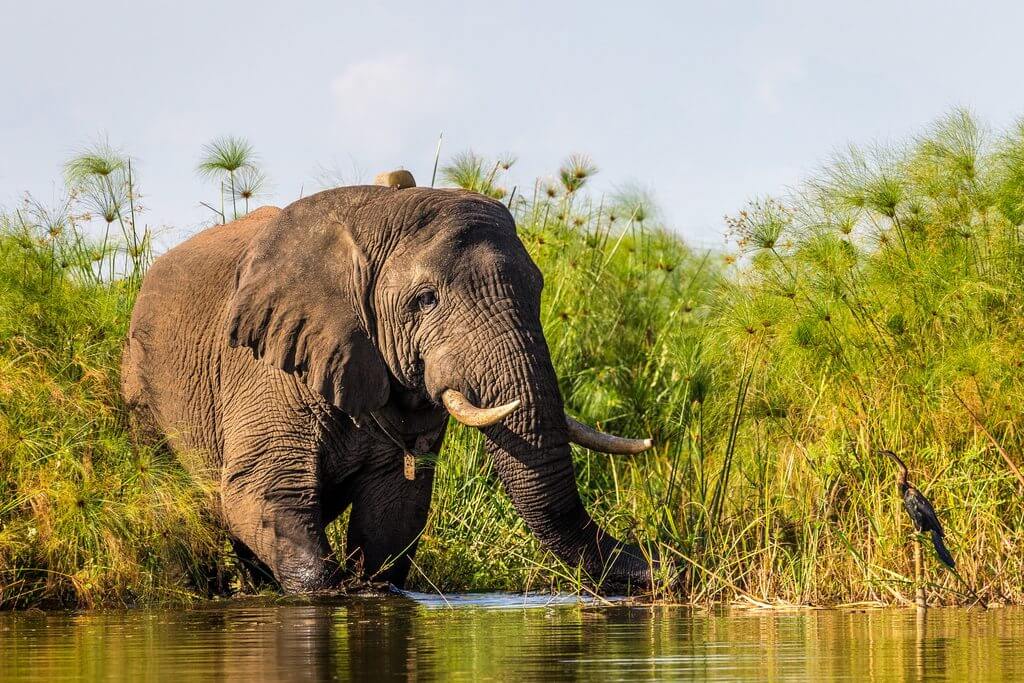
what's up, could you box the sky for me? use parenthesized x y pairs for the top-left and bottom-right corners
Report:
(3, 0), (1024, 248)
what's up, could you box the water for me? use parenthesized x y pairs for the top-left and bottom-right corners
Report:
(1, 594), (1022, 681)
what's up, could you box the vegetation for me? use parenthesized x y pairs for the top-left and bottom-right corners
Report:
(438, 150), (517, 199)
(3, 111), (1024, 608)
(0, 152), (219, 608)
(196, 136), (266, 223)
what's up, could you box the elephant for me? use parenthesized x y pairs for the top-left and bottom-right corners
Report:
(121, 171), (656, 593)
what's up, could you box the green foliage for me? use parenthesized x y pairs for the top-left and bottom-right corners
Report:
(558, 154), (598, 195)
(0, 214), (220, 608)
(231, 166), (269, 215)
(63, 141), (148, 283)
(196, 136), (255, 177)
(196, 136), (264, 221)
(439, 151), (514, 199)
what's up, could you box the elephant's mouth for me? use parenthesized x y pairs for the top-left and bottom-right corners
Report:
(441, 389), (652, 455)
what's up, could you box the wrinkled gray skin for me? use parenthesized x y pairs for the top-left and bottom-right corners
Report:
(122, 186), (653, 593)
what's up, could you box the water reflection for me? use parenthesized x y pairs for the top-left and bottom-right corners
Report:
(1, 595), (1022, 681)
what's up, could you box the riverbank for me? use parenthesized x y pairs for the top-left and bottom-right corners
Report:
(3, 110), (1023, 608)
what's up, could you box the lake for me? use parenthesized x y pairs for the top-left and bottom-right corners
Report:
(1, 593), (1021, 681)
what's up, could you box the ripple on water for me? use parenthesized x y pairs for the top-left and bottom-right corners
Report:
(1, 599), (1022, 681)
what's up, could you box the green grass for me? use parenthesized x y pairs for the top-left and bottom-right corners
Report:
(0, 209), (220, 608)
(4, 112), (1024, 608)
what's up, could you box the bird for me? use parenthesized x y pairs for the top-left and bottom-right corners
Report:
(879, 450), (956, 569)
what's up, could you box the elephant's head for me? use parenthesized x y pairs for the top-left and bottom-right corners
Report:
(226, 174), (656, 590)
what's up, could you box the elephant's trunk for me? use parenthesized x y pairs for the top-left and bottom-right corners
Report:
(455, 329), (655, 590)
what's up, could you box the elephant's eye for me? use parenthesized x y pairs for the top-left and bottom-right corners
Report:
(415, 289), (438, 313)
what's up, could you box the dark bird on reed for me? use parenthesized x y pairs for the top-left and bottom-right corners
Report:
(880, 450), (955, 569)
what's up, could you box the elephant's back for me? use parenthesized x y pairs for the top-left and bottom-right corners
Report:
(123, 207), (282, 458)
(143, 205), (282, 296)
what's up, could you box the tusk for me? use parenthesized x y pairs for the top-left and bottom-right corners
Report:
(566, 416), (653, 455)
(442, 389), (520, 427)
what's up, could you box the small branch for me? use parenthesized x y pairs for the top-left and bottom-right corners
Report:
(199, 201), (225, 224)
(952, 389), (1024, 488)
(430, 131), (443, 188)
(914, 538), (925, 608)
(407, 556), (451, 609)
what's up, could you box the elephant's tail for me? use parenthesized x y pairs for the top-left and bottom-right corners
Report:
(120, 337), (143, 409)
(119, 336), (161, 446)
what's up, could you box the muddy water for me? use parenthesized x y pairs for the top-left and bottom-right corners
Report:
(1, 593), (1021, 681)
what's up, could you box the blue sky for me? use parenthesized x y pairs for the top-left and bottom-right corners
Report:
(3, 1), (1023, 247)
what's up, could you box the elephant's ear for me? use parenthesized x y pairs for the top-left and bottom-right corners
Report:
(226, 201), (390, 417)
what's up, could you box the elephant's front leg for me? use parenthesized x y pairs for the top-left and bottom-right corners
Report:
(346, 454), (436, 587)
(221, 431), (340, 593)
